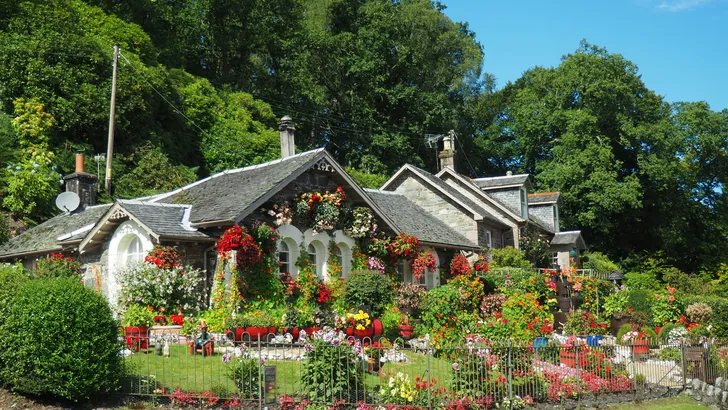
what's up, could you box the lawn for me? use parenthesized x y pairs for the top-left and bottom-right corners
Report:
(604, 395), (708, 409)
(125, 343), (452, 397)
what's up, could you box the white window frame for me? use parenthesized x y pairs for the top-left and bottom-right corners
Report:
(124, 236), (145, 265)
(278, 241), (290, 274)
(553, 204), (560, 232)
(486, 230), (492, 249)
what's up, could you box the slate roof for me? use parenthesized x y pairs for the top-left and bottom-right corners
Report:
(364, 189), (478, 250)
(0, 204), (112, 257)
(528, 192), (560, 204)
(406, 166), (508, 227)
(117, 201), (212, 240)
(528, 215), (554, 234)
(154, 149), (323, 224)
(472, 174), (530, 189)
(551, 230), (585, 247)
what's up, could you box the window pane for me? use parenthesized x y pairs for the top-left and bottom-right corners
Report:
(307, 244), (316, 266)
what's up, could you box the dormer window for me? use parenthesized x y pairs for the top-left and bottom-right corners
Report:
(520, 188), (528, 218)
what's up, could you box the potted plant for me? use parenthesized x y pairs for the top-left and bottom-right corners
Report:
(153, 314), (168, 326)
(546, 297), (558, 313)
(560, 335), (585, 367)
(226, 315), (249, 343)
(610, 311), (631, 336)
(245, 310), (275, 341)
(396, 283), (426, 317)
(280, 311), (300, 341)
(532, 318), (552, 350)
(296, 309), (319, 340)
(585, 313), (609, 347)
(347, 310), (373, 339)
(122, 305), (155, 351)
(365, 341), (387, 374)
(398, 314), (414, 339)
(563, 310), (590, 337)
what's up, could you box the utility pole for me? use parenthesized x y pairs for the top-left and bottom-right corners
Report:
(105, 44), (119, 195)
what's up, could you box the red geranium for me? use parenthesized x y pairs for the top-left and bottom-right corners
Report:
(474, 255), (489, 274)
(412, 251), (437, 281)
(145, 246), (181, 269)
(449, 254), (472, 277)
(216, 225), (262, 266)
(316, 283), (332, 304)
(170, 314), (185, 326)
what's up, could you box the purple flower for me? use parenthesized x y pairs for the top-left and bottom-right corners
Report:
(260, 358), (266, 365)
(222, 353), (231, 364)
(452, 362), (460, 372)
(304, 344), (313, 353)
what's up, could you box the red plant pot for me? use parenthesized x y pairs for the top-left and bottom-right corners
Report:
(124, 326), (149, 351)
(560, 349), (577, 367)
(229, 327), (245, 343)
(302, 327), (321, 339)
(631, 339), (650, 355)
(398, 324), (414, 339)
(345, 327), (354, 337)
(268, 326), (277, 335)
(246, 327), (269, 341)
(354, 327), (374, 339)
(655, 326), (662, 335)
(372, 319), (383, 338)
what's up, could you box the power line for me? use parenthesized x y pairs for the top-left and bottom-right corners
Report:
(118, 51), (207, 135)
(454, 131), (478, 177)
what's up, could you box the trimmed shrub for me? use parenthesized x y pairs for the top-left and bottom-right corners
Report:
(0, 263), (28, 317)
(489, 246), (533, 269)
(0, 278), (123, 401)
(34, 253), (82, 279)
(627, 288), (653, 320)
(343, 270), (393, 317)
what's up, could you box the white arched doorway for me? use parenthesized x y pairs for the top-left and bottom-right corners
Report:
(275, 225), (303, 276)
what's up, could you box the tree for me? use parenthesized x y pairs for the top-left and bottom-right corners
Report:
(115, 143), (197, 198)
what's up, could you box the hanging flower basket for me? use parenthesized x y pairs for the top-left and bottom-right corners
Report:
(398, 324), (414, 339)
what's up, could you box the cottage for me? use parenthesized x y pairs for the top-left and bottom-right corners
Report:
(0, 116), (585, 306)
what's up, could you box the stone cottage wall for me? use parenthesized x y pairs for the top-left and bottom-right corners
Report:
(388, 174), (478, 245)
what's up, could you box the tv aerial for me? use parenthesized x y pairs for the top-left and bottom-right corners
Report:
(55, 192), (80, 213)
(425, 134), (444, 149)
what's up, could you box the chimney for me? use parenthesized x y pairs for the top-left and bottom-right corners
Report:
(438, 130), (456, 171)
(63, 153), (98, 209)
(279, 115), (295, 159)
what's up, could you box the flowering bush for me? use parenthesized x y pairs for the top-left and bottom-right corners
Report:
(117, 261), (203, 313)
(379, 372), (418, 404)
(144, 246), (181, 269)
(367, 256), (385, 274)
(34, 253), (82, 279)
(396, 283), (426, 311)
(388, 233), (421, 259)
(264, 202), (293, 226)
(449, 254), (472, 277)
(473, 254), (489, 274)
(170, 313), (185, 326)
(297, 187), (347, 233)
(564, 310), (608, 336)
(651, 285), (681, 326)
(480, 293), (506, 316)
(412, 251), (436, 281)
(301, 329), (364, 402)
(316, 283), (332, 304)
(347, 310), (372, 330)
(345, 207), (376, 239)
(223, 345), (261, 398)
(216, 225), (262, 266)
(686, 302), (713, 324)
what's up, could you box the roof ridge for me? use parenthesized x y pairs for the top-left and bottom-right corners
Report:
(529, 191), (560, 196)
(363, 188), (404, 196)
(149, 149), (324, 203)
(118, 199), (190, 208)
(472, 173), (530, 181)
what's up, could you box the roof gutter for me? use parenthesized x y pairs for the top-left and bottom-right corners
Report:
(191, 219), (234, 228)
(420, 241), (480, 252)
(0, 247), (61, 260)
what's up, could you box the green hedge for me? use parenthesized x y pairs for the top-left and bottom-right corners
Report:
(0, 278), (123, 401)
(343, 270), (393, 317)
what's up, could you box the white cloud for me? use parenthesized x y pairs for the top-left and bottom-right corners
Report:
(657, 0), (712, 11)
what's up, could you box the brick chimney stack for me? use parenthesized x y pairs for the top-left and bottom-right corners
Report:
(279, 116), (295, 159)
(63, 153), (98, 209)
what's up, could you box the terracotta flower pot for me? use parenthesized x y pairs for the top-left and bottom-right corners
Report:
(560, 349), (577, 367)
(302, 327), (321, 339)
(630, 339), (649, 355)
(345, 327), (354, 337)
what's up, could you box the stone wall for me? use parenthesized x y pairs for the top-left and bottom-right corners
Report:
(389, 174), (478, 245)
(477, 221), (503, 249)
(686, 377), (728, 408)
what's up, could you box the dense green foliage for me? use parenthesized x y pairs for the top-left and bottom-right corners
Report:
(343, 270), (394, 317)
(1, 1), (728, 275)
(0, 278), (123, 401)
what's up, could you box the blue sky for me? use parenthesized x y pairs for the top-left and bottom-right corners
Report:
(441, 0), (728, 111)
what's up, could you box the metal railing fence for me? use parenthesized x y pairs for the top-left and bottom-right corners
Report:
(120, 329), (728, 409)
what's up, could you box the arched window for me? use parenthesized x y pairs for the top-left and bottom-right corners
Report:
(333, 246), (342, 267)
(307, 243), (317, 269)
(125, 236), (144, 264)
(278, 241), (290, 274)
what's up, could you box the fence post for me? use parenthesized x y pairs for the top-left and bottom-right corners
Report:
(426, 337), (432, 410)
(258, 334), (263, 410)
(575, 342), (581, 408)
(632, 339), (637, 400)
(507, 339), (513, 409)
(681, 341), (687, 390)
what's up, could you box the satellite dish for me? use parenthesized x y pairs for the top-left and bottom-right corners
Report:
(55, 192), (80, 213)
